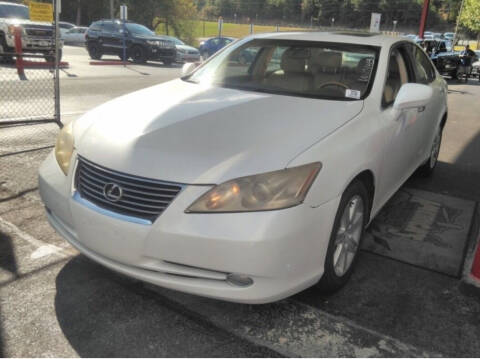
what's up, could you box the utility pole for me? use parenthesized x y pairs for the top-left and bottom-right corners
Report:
(110, 0), (114, 19)
(418, 0), (430, 38)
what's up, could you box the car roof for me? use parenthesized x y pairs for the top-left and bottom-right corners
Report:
(0, 1), (26, 6)
(249, 31), (402, 48)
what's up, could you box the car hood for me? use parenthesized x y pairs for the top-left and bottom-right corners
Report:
(134, 34), (174, 43)
(4, 18), (52, 27)
(176, 44), (199, 53)
(74, 80), (363, 184)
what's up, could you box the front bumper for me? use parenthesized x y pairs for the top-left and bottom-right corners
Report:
(176, 52), (201, 63)
(5, 34), (62, 54)
(148, 46), (176, 61)
(39, 152), (339, 303)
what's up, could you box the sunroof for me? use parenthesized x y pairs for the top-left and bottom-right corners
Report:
(334, 31), (380, 37)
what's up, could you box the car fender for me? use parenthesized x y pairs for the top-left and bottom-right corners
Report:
(287, 110), (382, 209)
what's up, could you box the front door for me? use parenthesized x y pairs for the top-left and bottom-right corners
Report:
(376, 46), (425, 206)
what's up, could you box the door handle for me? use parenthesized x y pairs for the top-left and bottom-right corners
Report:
(417, 106), (426, 113)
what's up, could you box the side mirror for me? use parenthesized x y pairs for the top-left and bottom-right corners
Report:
(393, 83), (433, 111)
(182, 62), (199, 76)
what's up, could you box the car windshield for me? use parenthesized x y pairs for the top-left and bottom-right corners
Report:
(184, 39), (379, 100)
(125, 23), (154, 36)
(0, 4), (29, 19)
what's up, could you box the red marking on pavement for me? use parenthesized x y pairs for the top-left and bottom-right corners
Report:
(471, 238), (480, 280)
(90, 60), (128, 66)
(21, 61), (69, 68)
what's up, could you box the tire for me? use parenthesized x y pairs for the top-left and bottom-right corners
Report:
(131, 45), (147, 64)
(88, 43), (102, 60)
(163, 59), (173, 66)
(317, 180), (369, 293)
(44, 48), (62, 63)
(417, 127), (442, 177)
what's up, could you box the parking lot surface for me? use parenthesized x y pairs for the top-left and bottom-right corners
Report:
(0, 46), (479, 357)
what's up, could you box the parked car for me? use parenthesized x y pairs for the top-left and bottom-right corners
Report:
(198, 36), (235, 59)
(59, 21), (75, 38)
(63, 26), (87, 45)
(443, 32), (455, 41)
(158, 35), (200, 63)
(0, 1), (62, 62)
(416, 39), (459, 78)
(85, 19), (176, 65)
(417, 39), (452, 56)
(422, 31), (434, 39)
(40, 32), (447, 304)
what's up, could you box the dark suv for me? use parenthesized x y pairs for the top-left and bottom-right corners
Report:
(85, 20), (176, 65)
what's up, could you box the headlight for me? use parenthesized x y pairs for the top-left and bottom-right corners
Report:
(147, 40), (159, 46)
(54, 121), (74, 176)
(186, 163), (321, 213)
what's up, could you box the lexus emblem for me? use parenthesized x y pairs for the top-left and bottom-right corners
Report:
(103, 183), (123, 202)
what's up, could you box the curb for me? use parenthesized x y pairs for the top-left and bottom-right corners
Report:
(21, 61), (69, 69)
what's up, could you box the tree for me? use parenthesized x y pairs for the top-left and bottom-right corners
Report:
(458, 0), (480, 38)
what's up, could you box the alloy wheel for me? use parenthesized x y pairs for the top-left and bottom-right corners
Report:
(333, 195), (364, 277)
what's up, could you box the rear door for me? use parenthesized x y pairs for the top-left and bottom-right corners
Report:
(100, 21), (121, 54)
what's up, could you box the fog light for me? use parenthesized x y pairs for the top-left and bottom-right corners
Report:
(226, 273), (253, 287)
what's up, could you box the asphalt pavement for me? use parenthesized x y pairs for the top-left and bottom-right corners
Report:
(0, 45), (479, 357)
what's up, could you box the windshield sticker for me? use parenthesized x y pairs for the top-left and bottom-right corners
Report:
(345, 89), (361, 99)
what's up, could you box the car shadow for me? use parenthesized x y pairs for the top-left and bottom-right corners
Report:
(0, 230), (18, 280)
(54, 255), (281, 357)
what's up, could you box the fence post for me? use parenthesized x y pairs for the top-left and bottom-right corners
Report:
(14, 27), (25, 78)
(276, 24), (279, 32)
(250, 22), (254, 34)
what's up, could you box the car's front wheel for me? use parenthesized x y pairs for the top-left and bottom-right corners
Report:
(131, 45), (147, 64)
(418, 127), (442, 176)
(317, 180), (368, 293)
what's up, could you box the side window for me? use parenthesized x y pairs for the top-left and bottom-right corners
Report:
(102, 22), (116, 33)
(383, 49), (409, 107)
(412, 45), (436, 84)
(266, 46), (287, 72)
(90, 22), (102, 32)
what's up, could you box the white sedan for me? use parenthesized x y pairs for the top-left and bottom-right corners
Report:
(62, 26), (88, 45)
(39, 32), (447, 304)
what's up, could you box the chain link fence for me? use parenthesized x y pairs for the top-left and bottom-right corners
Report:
(0, 8), (61, 201)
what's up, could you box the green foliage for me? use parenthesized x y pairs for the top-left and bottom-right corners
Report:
(57, 0), (466, 37)
(459, 0), (480, 33)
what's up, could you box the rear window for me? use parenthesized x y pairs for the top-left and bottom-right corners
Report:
(186, 39), (379, 101)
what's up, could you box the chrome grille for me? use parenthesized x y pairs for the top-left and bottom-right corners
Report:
(25, 27), (53, 37)
(75, 156), (183, 222)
